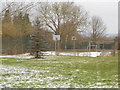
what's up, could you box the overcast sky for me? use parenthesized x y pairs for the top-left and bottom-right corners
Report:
(1, 0), (119, 34)
(75, 1), (118, 34)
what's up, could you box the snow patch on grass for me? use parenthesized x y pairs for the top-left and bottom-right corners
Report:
(42, 51), (108, 57)
(0, 51), (111, 59)
(1, 65), (64, 88)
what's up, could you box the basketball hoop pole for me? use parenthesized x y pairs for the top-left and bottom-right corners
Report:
(55, 40), (57, 55)
(74, 40), (76, 56)
(71, 36), (77, 56)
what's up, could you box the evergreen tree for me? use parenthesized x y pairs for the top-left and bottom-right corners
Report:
(30, 18), (49, 58)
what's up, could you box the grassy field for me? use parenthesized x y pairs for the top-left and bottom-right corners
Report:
(1, 55), (118, 88)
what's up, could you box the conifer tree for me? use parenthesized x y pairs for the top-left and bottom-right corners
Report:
(30, 17), (49, 58)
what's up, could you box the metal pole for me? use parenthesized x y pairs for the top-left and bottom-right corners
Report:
(103, 41), (104, 50)
(113, 38), (116, 56)
(74, 40), (76, 56)
(96, 45), (97, 56)
(87, 46), (88, 56)
(89, 42), (91, 56)
(65, 35), (68, 50)
(55, 40), (56, 55)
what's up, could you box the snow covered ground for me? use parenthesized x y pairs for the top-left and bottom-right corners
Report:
(0, 51), (111, 59)
(1, 65), (64, 88)
(1, 65), (118, 88)
(1, 54), (118, 88)
(0, 53), (34, 59)
(42, 51), (111, 57)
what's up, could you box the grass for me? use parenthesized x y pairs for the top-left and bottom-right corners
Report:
(1, 55), (118, 88)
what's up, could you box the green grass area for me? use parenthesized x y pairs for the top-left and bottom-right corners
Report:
(1, 55), (118, 88)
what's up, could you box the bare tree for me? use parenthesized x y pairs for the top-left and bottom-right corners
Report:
(89, 16), (106, 41)
(0, 2), (38, 17)
(33, 2), (88, 51)
(35, 2), (88, 35)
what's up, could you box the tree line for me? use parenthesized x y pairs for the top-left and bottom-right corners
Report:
(1, 2), (107, 54)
